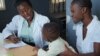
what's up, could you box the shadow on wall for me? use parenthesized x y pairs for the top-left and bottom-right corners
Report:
(66, 15), (77, 50)
(92, 0), (100, 19)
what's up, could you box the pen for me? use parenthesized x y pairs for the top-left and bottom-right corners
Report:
(13, 32), (17, 38)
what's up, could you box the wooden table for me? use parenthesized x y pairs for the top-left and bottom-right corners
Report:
(8, 45), (37, 56)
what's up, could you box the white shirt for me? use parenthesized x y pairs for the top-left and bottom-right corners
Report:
(74, 15), (100, 53)
(38, 37), (76, 56)
(20, 19), (34, 43)
(2, 11), (50, 48)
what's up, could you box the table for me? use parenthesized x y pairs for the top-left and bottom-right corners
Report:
(8, 45), (37, 56)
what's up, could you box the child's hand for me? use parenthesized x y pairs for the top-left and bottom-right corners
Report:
(32, 47), (39, 56)
(33, 47), (39, 51)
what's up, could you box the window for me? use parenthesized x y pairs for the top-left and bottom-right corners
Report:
(49, 0), (66, 20)
(0, 0), (6, 10)
(49, 0), (66, 13)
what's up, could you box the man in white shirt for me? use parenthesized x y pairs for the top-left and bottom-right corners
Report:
(60, 0), (100, 56)
(2, 0), (50, 48)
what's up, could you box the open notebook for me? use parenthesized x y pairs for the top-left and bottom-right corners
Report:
(4, 41), (26, 49)
(0, 33), (26, 49)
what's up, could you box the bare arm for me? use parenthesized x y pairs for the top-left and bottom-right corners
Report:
(60, 43), (100, 56)
(77, 43), (100, 56)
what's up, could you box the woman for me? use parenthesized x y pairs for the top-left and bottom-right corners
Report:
(60, 0), (100, 56)
(2, 0), (50, 48)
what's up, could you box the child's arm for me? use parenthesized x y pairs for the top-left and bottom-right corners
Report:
(38, 42), (65, 56)
(38, 48), (60, 56)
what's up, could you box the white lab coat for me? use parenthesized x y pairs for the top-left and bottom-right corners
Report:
(2, 11), (50, 48)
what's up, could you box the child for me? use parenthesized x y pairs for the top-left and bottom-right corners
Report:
(38, 22), (76, 56)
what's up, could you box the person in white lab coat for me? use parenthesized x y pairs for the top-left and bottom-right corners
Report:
(2, 0), (50, 48)
(60, 0), (100, 56)
(38, 22), (76, 56)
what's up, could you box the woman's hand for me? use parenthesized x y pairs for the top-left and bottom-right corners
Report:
(6, 35), (20, 43)
(59, 45), (77, 56)
(60, 49), (77, 56)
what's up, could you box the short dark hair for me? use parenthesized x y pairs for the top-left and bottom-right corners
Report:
(43, 22), (60, 40)
(15, 0), (32, 8)
(71, 0), (92, 9)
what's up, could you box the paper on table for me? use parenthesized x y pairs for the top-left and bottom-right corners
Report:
(4, 41), (27, 49)
(0, 33), (27, 49)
